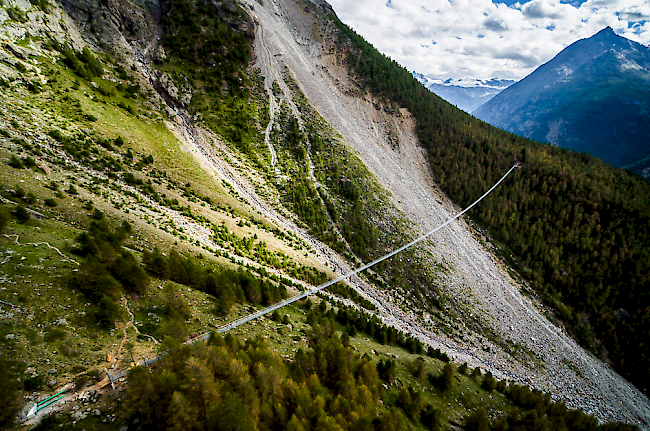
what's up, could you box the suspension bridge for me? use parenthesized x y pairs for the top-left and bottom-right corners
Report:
(34, 162), (520, 415)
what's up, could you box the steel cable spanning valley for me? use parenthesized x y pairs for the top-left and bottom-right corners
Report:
(104, 163), (520, 385)
(211, 162), (521, 335)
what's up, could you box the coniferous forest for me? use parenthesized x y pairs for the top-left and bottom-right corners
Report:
(108, 307), (638, 431)
(332, 16), (650, 392)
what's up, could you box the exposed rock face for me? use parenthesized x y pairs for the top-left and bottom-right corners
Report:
(152, 43), (166, 62)
(54, 0), (163, 62)
(153, 70), (193, 106)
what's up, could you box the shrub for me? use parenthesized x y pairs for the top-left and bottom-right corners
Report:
(0, 209), (10, 233)
(11, 186), (25, 200)
(163, 283), (191, 319)
(23, 375), (45, 392)
(29, 0), (49, 12)
(6, 7), (28, 23)
(48, 129), (65, 143)
(465, 407), (490, 431)
(0, 357), (21, 427)
(481, 371), (497, 391)
(95, 294), (121, 327)
(22, 156), (36, 168)
(429, 363), (456, 391)
(81, 47), (103, 77)
(25, 80), (41, 93)
(7, 154), (24, 169)
(14, 62), (27, 73)
(44, 328), (66, 342)
(12, 205), (30, 223)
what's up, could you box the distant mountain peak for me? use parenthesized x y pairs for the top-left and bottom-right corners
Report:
(591, 26), (625, 43)
(411, 72), (514, 112)
(474, 27), (650, 174)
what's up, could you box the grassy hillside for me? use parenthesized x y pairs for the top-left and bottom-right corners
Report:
(0, 2), (337, 426)
(331, 16), (650, 392)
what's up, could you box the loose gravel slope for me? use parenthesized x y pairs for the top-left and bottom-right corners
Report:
(240, 0), (650, 425)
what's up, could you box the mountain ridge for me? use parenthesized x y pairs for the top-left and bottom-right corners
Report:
(411, 72), (514, 112)
(474, 27), (650, 174)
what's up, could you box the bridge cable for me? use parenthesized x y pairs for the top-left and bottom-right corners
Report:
(212, 162), (521, 336)
(101, 163), (519, 386)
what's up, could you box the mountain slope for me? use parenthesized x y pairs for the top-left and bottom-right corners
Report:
(0, 0), (649, 428)
(250, 2), (650, 424)
(474, 27), (650, 175)
(332, 12), (650, 417)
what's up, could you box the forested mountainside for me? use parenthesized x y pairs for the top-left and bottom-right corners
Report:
(333, 17), (650, 393)
(0, 0), (648, 429)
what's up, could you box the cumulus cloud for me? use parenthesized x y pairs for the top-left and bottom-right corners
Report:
(328, 0), (650, 80)
(521, 0), (564, 19)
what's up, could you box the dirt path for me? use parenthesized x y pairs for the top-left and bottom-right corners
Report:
(239, 0), (650, 425)
(112, 298), (159, 369)
(123, 298), (159, 345)
(3, 234), (79, 265)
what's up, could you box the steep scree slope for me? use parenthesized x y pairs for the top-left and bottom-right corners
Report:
(241, 0), (650, 424)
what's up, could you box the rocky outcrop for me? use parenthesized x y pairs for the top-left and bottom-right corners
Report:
(152, 70), (193, 106)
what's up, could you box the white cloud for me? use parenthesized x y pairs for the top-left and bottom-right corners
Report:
(327, 0), (650, 80)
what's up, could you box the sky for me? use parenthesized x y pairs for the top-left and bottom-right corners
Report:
(327, 0), (650, 81)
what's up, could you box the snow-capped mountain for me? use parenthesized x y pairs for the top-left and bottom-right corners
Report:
(412, 73), (514, 113)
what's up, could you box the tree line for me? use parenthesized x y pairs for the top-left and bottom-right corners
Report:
(114, 298), (635, 431)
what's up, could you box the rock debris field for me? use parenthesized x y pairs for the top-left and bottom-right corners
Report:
(225, 0), (650, 425)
